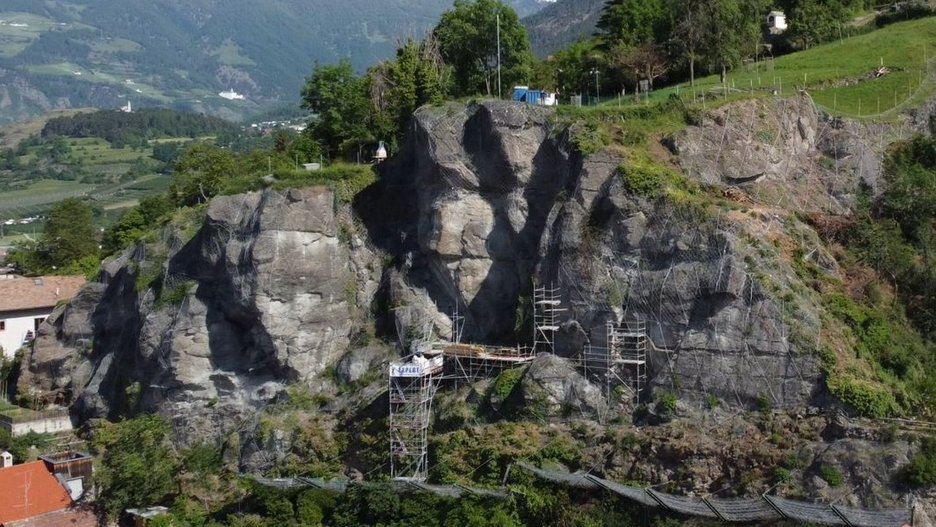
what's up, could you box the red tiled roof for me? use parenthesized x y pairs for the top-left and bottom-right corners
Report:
(0, 276), (85, 313)
(0, 461), (73, 524)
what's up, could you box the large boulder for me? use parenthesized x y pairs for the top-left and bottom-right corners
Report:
(520, 354), (606, 417)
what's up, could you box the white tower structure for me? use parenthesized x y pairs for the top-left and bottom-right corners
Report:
(388, 354), (443, 481)
(533, 283), (563, 353)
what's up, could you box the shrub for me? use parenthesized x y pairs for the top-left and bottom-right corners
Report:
(488, 368), (524, 413)
(906, 437), (936, 487)
(656, 392), (678, 421)
(755, 393), (771, 412)
(158, 280), (193, 307)
(705, 394), (720, 410)
(826, 374), (897, 418)
(620, 163), (664, 197)
(570, 121), (610, 155)
(819, 464), (844, 487)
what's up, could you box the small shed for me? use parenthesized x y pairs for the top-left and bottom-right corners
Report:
(767, 10), (788, 31)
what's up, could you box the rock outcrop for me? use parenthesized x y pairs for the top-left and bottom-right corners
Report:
(23, 187), (378, 441)
(368, 100), (829, 410)
(24, 96), (887, 435)
(521, 354), (606, 417)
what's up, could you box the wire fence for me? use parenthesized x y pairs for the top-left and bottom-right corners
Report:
(516, 463), (913, 527)
(248, 462), (917, 527)
(249, 474), (507, 500)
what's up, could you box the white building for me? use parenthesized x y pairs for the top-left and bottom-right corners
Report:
(767, 10), (788, 32)
(219, 89), (245, 100)
(0, 275), (85, 358)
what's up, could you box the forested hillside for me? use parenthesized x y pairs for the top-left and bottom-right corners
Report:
(522, 0), (604, 57)
(0, 0), (551, 124)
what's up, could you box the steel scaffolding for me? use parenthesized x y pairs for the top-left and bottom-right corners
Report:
(389, 355), (443, 481)
(609, 318), (647, 400)
(444, 343), (536, 383)
(533, 284), (564, 353)
(577, 318), (648, 411)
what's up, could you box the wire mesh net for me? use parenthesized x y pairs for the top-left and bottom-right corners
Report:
(520, 464), (910, 525)
(763, 495), (847, 525)
(705, 496), (782, 522)
(832, 503), (911, 527)
(647, 489), (720, 519)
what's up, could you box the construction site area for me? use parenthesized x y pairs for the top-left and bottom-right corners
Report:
(388, 283), (649, 482)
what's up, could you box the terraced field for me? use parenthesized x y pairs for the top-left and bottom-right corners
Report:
(0, 175), (169, 221)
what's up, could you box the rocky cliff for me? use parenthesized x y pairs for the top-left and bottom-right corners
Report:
(22, 96), (889, 436)
(21, 187), (380, 441)
(363, 98), (862, 411)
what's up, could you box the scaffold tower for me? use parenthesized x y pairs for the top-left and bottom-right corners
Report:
(608, 318), (648, 400)
(533, 284), (564, 353)
(389, 355), (443, 481)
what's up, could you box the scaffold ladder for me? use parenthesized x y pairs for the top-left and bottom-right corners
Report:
(533, 284), (564, 353)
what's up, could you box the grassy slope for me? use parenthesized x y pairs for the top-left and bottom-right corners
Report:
(604, 17), (936, 121)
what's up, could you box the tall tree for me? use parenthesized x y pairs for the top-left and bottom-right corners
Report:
(39, 198), (97, 271)
(702, 0), (746, 82)
(168, 143), (239, 206)
(597, 0), (671, 49)
(668, 0), (708, 86)
(368, 36), (450, 147)
(95, 416), (180, 518)
(786, 0), (846, 49)
(612, 43), (669, 90)
(433, 0), (533, 97)
(301, 60), (373, 156)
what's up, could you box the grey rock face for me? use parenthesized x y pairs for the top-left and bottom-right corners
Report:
(336, 345), (392, 386)
(25, 97), (865, 436)
(23, 187), (377, 440)
(675, 95), (887, 212)
(521, 354), (606, 417)
(371, 100), (828, 410)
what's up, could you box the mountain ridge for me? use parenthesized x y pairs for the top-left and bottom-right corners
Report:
(0, 0), (553, 124)
(522, 0), (604, 57)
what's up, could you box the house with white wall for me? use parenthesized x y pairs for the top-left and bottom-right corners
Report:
(0, 275), (85, 358)
(767, 10), (788, 32)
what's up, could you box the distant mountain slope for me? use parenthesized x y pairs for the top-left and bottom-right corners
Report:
(0, 0), (552, 124)
(523, 0), (605, 57)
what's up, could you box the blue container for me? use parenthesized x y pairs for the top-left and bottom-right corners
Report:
(512, 86), (529, 101)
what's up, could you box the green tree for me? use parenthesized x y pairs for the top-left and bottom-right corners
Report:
(701, 0), (746, 82)
(102, 195), (172, 255)
(786, 0), (843, 49)
(95, 415), (180, 517)
(597, 0), (670, 48)
(553, 40), (603, 97)
(11, 198), (100, 275)
(668, 0), (708, 86)
(152, 141), (183, 165)
(168, 143), (239, 206)
(301, 60), (372, 157)
(433, 0), (533, 97)
(369, 36), (450, 147)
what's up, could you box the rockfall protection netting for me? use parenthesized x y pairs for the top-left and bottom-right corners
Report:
(516, 463), (912, 526)
(249, 475), (508, 500)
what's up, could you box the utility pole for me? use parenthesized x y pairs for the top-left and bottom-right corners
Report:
(589, 68), (599, 105)
(496, 12), (502, 99)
